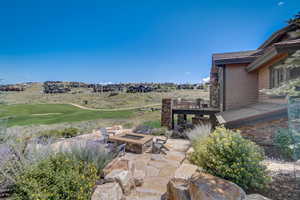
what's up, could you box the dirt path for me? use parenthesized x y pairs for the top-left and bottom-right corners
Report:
(69, 103), (161, 111)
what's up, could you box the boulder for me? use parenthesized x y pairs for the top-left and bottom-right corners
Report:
(188, 172), (246, 200)
(174, 163), (198, 180)
(246, 194), (271, 200)
(167, 178), (190, 200)
(133, 170), (145, 187)
(105, 169), (135, 195)
(103, 158), (135, 177)
(91, 182), (123, 200)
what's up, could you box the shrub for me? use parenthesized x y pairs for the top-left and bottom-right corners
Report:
(189, 126), (270, 191)
(274, 128), (300, 160)
(63, 141), (113, 173)
(152, 127), (170, 136)
(185, 123), (211, 142)
(13, 154), (98, 200)
(38, 127), (79, 139)
(274, 129), (294, 160)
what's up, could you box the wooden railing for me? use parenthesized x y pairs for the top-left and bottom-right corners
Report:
(172, 98), (209, 109)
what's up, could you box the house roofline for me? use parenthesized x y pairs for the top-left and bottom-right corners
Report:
(247, 40), (300, 72)
(258, 24), (295, 49)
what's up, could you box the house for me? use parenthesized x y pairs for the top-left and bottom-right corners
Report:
(210, 23), (300, 153)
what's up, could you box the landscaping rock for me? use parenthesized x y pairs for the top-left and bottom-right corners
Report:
(246, 194), (271, 200)
(174, 163), (198, 180)
(188, 172), (246, 200)
(134, 170), (146, 187)
(103, 158), (135, 176)
(91, 182), (123, 200)
(167, 178), (190, 200)
(105, 169), (135, 195)
(134, 125), (153, 135)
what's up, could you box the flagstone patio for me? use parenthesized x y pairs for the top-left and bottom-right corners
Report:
(122, 139), (191, 200)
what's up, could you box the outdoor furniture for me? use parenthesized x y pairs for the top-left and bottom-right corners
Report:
(99, 128), (110, 144)
(115, 143), (126, 157)
(108, 133), (153, 154)
(152, 131), (171, 154)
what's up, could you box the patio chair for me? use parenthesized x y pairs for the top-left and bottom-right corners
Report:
(152, 131), (172, 154)
(107, 143), (126, 157)
(99, 128), (110, 144)
(115, 143), (126, 157)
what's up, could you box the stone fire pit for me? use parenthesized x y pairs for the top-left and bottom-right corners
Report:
(108, 133), (153, 154)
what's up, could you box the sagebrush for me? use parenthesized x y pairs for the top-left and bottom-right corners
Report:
(13, 154), (98, 200)
(189, 126), (270, 191)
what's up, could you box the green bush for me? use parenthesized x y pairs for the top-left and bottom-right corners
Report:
(39, 127), (79, 139)
(274, 129), (294, 160)
(274, 128), (300, 160)
(13, 154), (98, 200)
(189, 126), (270, 191)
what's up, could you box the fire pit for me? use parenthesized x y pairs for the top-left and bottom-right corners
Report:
(121, 134), (144, 140)
(108, 133), (153, 154)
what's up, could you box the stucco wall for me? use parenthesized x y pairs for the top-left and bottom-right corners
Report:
(225, 64), (258, 110)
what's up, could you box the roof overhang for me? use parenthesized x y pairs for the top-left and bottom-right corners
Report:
(246, 41), (300, 72)
(214, 57), (256, 65)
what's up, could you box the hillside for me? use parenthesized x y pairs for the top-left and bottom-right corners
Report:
(2, 83), (209, 109)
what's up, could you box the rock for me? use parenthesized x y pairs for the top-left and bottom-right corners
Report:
(145, 165), (160, 177)
(167, 178), (190, 200)
(105, 169), (135, 195)
(91, 182), (123, 200)
(159, 165), (177, 178)
(133, 170), (145, 187)
(174, 163), (198, 180)
(246, 194), (271, 200)
(103, 158), (135, 176)
(188, 172), (246, 200)
(136, 177), (169, 196)
(165, 151), (186, 163)
(134, 125), (153, 135)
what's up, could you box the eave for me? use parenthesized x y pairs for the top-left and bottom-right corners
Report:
(214, 57), (257, 65)
(246, 41), (300, 72)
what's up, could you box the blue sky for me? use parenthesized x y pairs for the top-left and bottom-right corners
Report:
(0, 0), (299, 84)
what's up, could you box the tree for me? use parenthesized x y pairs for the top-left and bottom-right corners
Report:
(288, 11), (300, 26)
(261, 50), (300, 96)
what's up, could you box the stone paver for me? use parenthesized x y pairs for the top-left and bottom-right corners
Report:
(125, 139), (191, 200)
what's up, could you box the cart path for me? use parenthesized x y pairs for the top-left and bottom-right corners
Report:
(68, 103), (161, 111)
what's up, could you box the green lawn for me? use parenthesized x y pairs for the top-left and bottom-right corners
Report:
(0, 104), (135, 127)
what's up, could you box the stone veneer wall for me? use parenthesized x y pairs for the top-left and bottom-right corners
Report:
(161, 98), (173, 129)
(237, 118), (288, 157)
(209, 67), (219, 108)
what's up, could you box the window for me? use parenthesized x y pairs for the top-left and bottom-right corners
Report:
(270, 67), (286, 88)
(270, 66), (300, 88)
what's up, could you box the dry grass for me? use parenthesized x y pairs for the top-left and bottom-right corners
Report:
(3, 83), (209, 109)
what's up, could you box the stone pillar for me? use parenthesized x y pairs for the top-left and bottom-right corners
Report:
(161, 98), (173, 129)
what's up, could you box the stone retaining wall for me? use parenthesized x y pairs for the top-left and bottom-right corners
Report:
(238, 118), (288, 157)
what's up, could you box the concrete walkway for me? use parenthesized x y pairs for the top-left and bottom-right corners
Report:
(123, 139), (191, 200)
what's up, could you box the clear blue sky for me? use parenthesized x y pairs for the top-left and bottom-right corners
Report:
(0, 0), (299, 84)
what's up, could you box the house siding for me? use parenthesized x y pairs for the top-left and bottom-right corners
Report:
(225, 64), (258, 110)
